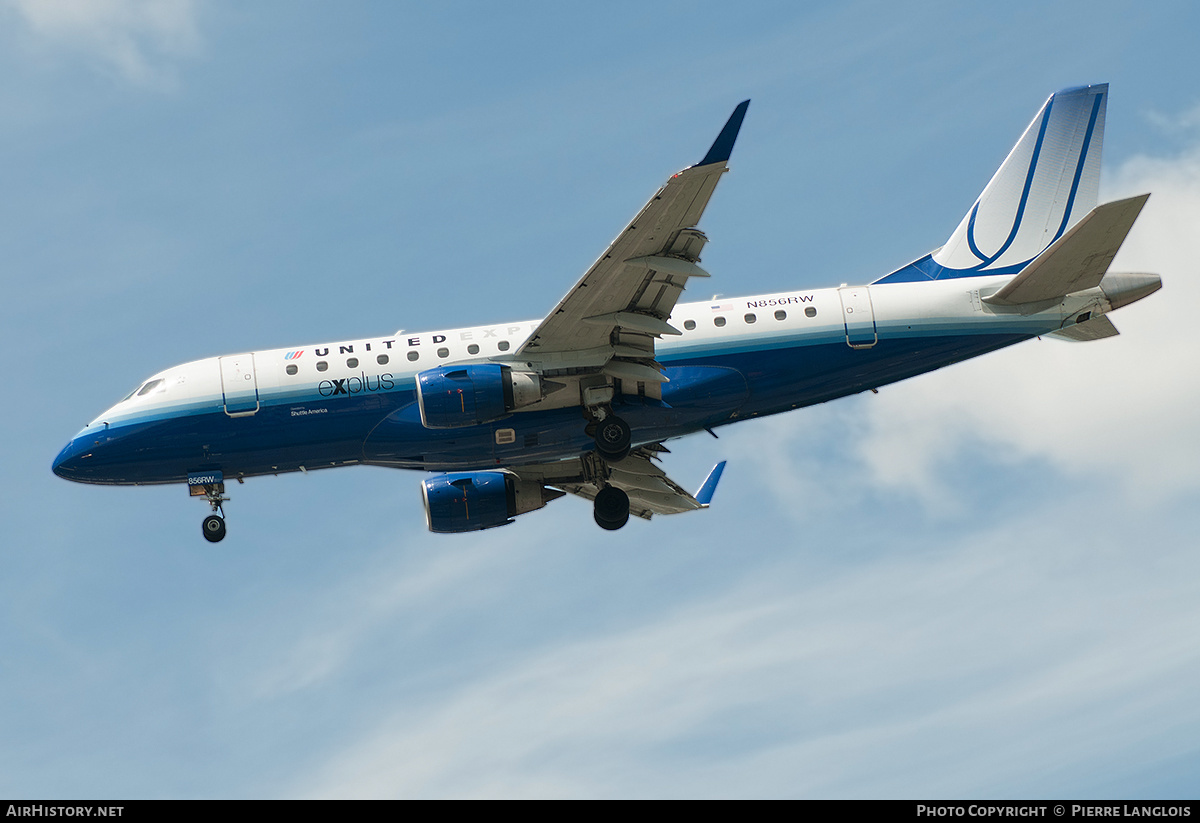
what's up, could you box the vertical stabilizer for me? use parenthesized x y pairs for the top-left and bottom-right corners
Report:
(876, 84), (1107, 283)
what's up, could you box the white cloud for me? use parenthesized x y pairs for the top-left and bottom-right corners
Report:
(1144, 102), (1200, 138)
(3, 0), (201, 87)
(284, 506), (1200, 798)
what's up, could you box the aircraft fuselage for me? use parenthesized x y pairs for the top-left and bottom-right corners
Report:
(52, 272), (1139, 486)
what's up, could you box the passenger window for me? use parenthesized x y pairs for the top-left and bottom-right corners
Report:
(684, 320), (696, 331)
(137, 379), (165, 397)
(407, 351), (419, 362)
(286, 364), (298, 376)
(714, 317), (726, 328)
(316, 361), (328, 372)
(377, 354), (389, 365)
(467, 344), (480, 355)
(805, 307), (817, 318)
(347, 357), (359, 368)
(744, 313), (756, 324)
(498, 341), (510, 351)
(437, 347), (449, 358)
(775, 310), (787, 320)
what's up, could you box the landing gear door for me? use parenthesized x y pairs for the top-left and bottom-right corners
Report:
(219, 354), (260, 416)
(838, 286), (878, 348)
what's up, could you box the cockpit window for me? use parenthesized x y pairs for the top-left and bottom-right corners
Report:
(136, 379), (166, 397)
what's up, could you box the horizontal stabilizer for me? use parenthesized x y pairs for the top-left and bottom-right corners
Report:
(984, 194), (1149, 306)
(1047, 315), (1120, 341)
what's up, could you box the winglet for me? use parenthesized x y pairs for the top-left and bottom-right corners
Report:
(694, 460), (727, 506)
(698, 101), (750, 166)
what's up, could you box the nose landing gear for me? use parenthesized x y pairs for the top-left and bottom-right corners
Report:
(199, 486), (229, 543)
(188, 471), (230, 543)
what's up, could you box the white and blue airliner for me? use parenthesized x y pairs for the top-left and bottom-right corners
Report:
(53, 85), (1161, 541)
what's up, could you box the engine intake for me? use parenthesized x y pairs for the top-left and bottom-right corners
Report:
(415, 364), (542, 429)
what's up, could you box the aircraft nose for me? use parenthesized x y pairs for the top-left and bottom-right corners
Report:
(52, 436), (87, 479)
(52, 430), (103, 481)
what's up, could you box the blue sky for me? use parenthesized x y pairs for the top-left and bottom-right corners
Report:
(3, 0), (1200, 799)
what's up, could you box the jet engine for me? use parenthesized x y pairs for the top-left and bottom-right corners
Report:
(415, 364), (543, 429)
(420, 471), (564, 533)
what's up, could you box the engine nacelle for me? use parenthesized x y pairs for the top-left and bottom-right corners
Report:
(415, 364), (542, 429)
(420, 471), (563, 533)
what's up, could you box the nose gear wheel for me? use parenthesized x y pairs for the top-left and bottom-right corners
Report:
(202, 514), (227, 542)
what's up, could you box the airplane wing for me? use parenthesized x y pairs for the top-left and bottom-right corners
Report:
(514, 101), (750, 386)
(510, 448), (727, 520)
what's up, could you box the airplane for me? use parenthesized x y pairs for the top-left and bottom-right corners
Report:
(53, 84), (1162, 542)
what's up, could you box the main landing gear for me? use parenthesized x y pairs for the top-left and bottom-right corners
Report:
(585, 413), (632, 530)
(593, 485), (630, 531)
(592, 415), (631, 462)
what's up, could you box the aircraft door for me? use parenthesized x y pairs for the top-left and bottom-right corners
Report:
(219, 354), (260, 416)
(837, 286), (878, 348)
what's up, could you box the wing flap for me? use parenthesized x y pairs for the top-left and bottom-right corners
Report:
(507, 449), (726, 520)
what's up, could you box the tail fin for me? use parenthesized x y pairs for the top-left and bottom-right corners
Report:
(877, 84), (1107, 284)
